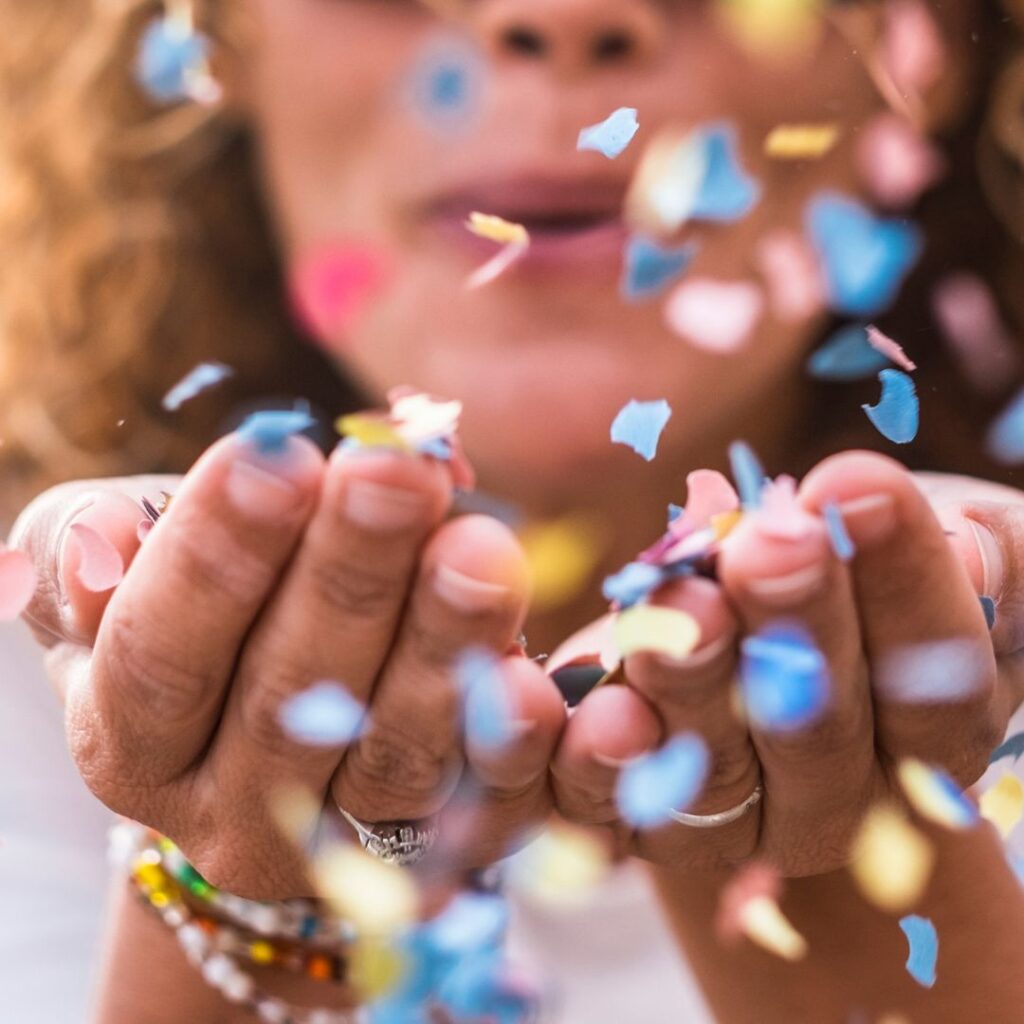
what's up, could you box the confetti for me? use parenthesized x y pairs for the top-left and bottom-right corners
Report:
(875, 638), (989, 704)
(506, 824), (610, 906)
(764, 123), (839, 160)
(0, 546), (37, 621)
(315, 846), (419, 935)
(857, 113), (944, 208)
(67, 523), (125, 593)
(862, 369), (919, 445)
(716, 865), (807, 961)
(718, 0), (823, 56)
(161, 362), (233, 412)
(610, 399), (672, 461)
(806, 324), (892, 381)
(625, 130), (708, 236)
(682, 469), (740, 530)
(740, 624), (830, 733)
(518, 515), (605, 611)
(756, 476), (817, 541)
(613, 604), (701, 661)
(691, 123), (761, 223)
(615, 733), (710, 829)
(237, 405), (316, 455)
(406, 35), (483, 132)
(279, 682), (366, 747)
(603, 561), (667, 609)
(897, 759), (978, 830)
(288, 243), (388, 346)
(456, 648), (518, 753)
(754, 231), (825, 323)
(990, 731), (1024, 764)
(807, 193), (922, 317)
(664, 278), (764, 352)
(987, 388), (1024, 465)
(426, 893), (509, 955)
(134, 13), (216, 104)
(621, 236), (696, 302)
(850, 805), (934, 912)
(980, 595), (997, 630)
(465, 213), (530, 289)
(822, 501), (855, 561)
(883, 0), (945, 101)
(865, 325), (916, 372)
(899, 915), (938, 989)
(729, 440), (767, 509)
(979, 774), (1024, 839)
(577, 107), (640, 159)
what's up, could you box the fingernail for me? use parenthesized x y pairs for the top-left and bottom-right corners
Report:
(593, 751), (632, 769)
(966, 518), (1005, 600)
(434, 564), (510, 612)
(836, 493), (897, 547)
(745, 563), (826, 605)
(55, 497), (98, 605)
(345, 479), (426, 531)
(655, 631), (733, 670)
(226, 458), (303, 522)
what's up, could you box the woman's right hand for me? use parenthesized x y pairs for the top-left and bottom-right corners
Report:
(10, 430), (565, 899)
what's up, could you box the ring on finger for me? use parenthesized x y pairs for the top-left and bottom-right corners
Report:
(669, 782), (763, 829)
(337, 806), (440, 866)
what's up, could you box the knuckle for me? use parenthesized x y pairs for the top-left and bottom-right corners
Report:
(172, 518), (277, 606)
(403, 616), (459, 670)
(309, 558), (401, 619)
(346, 724), (453, 806)
(237, 672), (312, 758)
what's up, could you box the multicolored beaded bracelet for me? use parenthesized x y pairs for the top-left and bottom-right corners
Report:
(111, 822), (358, 946)
(111, 824), (359, 1024)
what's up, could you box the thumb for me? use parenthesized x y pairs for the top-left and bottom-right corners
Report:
(8, 476), (179, 648)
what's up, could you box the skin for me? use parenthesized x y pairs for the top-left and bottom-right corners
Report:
(10, 0), (1024, 1020)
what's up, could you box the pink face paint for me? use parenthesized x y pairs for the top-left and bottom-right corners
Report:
(0, 547), (37, 621)
(68, 523), (125, 593)
(857, 114), (944, 208)
(287, 243), (388, 349)
(754, 231), (825, 323)
(664, 278), (764, 353)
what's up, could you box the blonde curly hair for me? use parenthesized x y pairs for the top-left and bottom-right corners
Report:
(0, 0), (1022, 525)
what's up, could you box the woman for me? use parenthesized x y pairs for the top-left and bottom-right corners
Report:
(5, 0), (1024, 1020)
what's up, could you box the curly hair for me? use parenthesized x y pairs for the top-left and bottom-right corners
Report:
(0, 0), (1022, 525)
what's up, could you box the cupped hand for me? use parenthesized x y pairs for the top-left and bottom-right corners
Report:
(550, 451), (1016, 877)
(11, 431), (565, 898)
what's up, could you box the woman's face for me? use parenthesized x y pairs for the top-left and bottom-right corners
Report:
(238, 0), (905, 506)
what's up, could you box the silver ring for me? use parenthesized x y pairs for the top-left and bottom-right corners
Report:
(337, 808), (439, 866)
(668, 784), (763, 829)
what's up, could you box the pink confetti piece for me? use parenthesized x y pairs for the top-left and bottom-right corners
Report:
(682, 469), (740, 531)
(68, 523), (125, 593)
(0, 547), (37, 621)
(467, 236), (530, 289)
(857, 114), (944, 208)
(866, 325), (916, 372)
(287, 244), (388, 348)
(754, 230), (825, 322)
(716, 863), (780, 942)
(932, 273), (1020, 394)
(664, 278), (764, 353)
(756, 476), (817, 541)
(883, 0), (945, 101)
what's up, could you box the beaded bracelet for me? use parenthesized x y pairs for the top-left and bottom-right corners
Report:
(111, 824), (359, 1024)
(111, 823), (357, 946)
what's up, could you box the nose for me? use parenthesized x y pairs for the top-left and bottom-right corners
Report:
(473, 0), (668, 78)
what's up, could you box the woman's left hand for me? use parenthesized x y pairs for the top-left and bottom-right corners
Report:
(549, 451), (1024, 876)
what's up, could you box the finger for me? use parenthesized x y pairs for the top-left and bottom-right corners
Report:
(551, 684), (662, 828)
(208, 447), (452, 800)
(333, 514), (530, 821)
(459, 656), (566, 865)
(9, 476), (179, 647)
(74, 433), (323, 787)
(800, 451), (1001, 786)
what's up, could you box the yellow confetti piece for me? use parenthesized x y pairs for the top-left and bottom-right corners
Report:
(764, 123), (840, 160)
(509, 824), (610, 906)
(980, 774), (1024, 839)
(348, 938), (408, 1002)
(314, 845), (419, 936)
(518, 515), (607, 611)
(849, 805), (934, 912)
(741, 896), (808, 961)
(267, 784), (322, 847)
(613, 604), (701, 661)
(716, 0), (823, 56)
(897, 758), (976, 830)
(710, 509), (743, 542)
(466, 211), (529, 246)
(335, 413), (412, 452)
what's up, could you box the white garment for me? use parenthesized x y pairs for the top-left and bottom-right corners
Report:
(0, 624), (713, 1023)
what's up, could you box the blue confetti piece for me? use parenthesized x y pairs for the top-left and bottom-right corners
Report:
(986, 387), (1024, 464)
(135, 17), (209, 103)
(602, 561), (664, 608)
(162, 362), (233, 412)
(899, 915), (937, 988)
(426, 893), (508, 955)
(1008, 852), (1024, 886)
(862, 369), (919, 444)
(616, 733), (710, 829)
(237, 404), (315, 455)
(691, 123), (761, 223)
(807, 193), (922, 317)
(931, 768), (981, 827)
(407, 37), (483, 133)
(667, 503), (685, 526)
(279, 682), (366, 747)
(728, 440), (767, 509)
(980, 595), (997, 631)
(611, 399), (672, 461)
(990, 731), (1024, 764)
(456, 648), (516, 752)
(621, 236), (696, 302)
(741, 624), (830, 733)
(822, 501), (855, 561)
(577, 107), (640, 159)
(806, 324), (892, 381)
